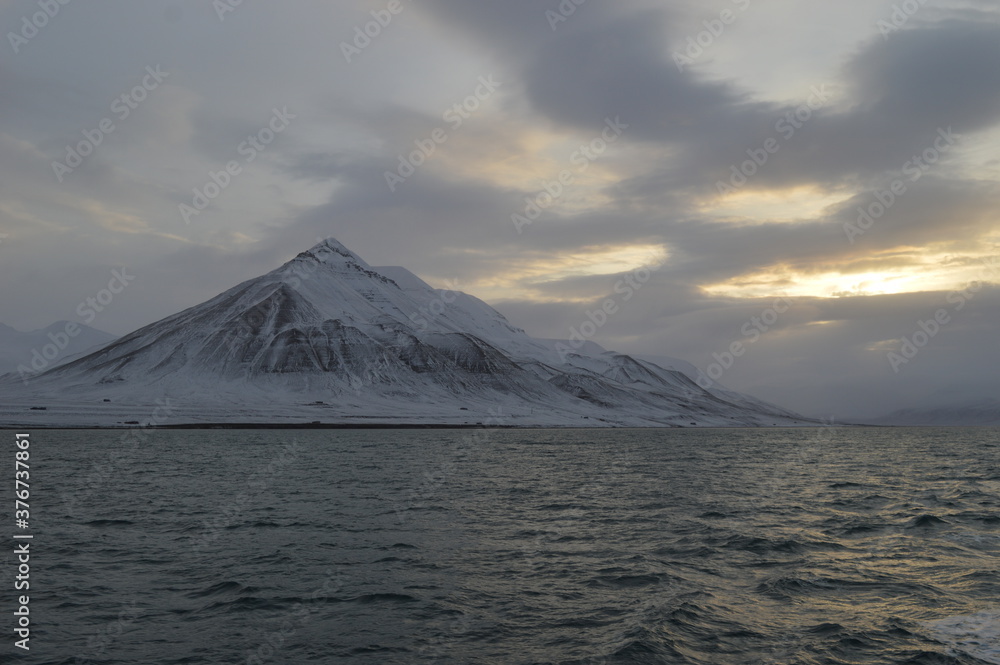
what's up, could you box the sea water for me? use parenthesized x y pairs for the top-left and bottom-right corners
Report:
(16, 427), (1000, 664)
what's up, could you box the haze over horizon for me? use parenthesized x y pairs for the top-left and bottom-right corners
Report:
(2, 0), (999, 420)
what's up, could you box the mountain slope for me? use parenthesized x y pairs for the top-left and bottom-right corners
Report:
(0, 239), (812, 427)
(0, 322), (116, 374)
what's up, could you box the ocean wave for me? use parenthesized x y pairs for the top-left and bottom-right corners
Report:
(923, 610), (1000, 664)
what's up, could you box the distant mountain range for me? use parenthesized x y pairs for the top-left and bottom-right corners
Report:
(872, 399), (1000, 426)
(0, 322), (116, 374)
(0, 239), (814, 427)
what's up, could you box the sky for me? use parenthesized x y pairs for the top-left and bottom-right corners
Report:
(1, 0), (998, 421)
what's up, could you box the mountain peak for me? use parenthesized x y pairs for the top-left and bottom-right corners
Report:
(310, 237), (351, 253)
(308, 237), (356, 259)
(286, 237), (371, 271)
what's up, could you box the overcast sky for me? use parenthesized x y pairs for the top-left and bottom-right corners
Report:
(1, 0), (999, 420)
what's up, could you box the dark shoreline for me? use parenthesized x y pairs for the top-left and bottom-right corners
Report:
(1, 422), (890, 430)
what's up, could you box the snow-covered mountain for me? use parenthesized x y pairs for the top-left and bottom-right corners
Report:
(0, 239), (812, 427)
(0, 322), (116, 374)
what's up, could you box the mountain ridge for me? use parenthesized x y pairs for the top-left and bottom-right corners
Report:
(0, 239), (814, 428)
(0, 321), (116, 375)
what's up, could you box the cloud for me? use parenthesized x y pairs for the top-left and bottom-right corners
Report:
(1, 0), (999, 420)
